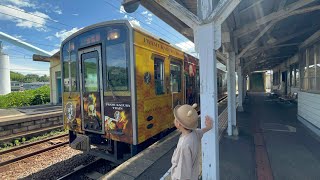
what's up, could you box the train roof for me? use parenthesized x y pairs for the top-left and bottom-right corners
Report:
(61, 20), (192, 56)
(128, 21), (185, 52)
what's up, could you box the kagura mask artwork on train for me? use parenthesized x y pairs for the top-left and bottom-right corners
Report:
(83, 92), (102, 131)
(63, 93), (82, 132)
(104, 96), (133, 144)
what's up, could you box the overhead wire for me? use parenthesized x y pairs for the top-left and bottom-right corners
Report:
(104, 0), (194, 51)
(0, 4), (74, 28)
(7, 55), (33, 59)
(10, 69), (49, 72)
(6, 48), (34, 56)
(114, 0), (194, 50)
(0, 11), (64, 31)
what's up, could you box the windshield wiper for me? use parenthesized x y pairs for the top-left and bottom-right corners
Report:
(107, 79), (119, 101)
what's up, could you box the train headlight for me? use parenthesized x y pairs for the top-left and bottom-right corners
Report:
(107, 29), (120, 40)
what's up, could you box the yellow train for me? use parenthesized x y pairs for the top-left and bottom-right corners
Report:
(61, 20), (226, 162)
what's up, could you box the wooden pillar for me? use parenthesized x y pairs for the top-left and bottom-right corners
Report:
(227, 52), (236, 135)
(195, 22), (219, 180)
(237, 66), (244, 112)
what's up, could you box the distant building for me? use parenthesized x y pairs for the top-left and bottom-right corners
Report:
(22, 82), (49, 90)
(11, 81), (23, 91)
(33, 52), (61, 105)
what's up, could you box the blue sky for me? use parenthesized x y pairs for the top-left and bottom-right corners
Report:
(0, 0), (194, 76)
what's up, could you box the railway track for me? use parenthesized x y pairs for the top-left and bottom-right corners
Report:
(58, 158), (116, 180)
(0, 133), (68, 167)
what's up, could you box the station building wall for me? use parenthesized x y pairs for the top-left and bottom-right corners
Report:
(49, 58), (61, 105)
(272, 35), (320, 135)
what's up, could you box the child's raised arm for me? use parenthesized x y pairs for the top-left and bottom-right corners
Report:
(202, 115), (213, 134)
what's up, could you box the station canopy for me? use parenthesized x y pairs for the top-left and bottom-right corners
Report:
(136, 0), (320, 74)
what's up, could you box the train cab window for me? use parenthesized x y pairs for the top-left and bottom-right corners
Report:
(106, 43), (128, 91)
(62, 41), (78, 92)
(170, 62), (182, 92)
(154, 57), (165, 95)
(106, 26), (129, 91)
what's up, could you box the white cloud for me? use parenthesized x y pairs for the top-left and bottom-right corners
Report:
(119, 6), (125, 14)
(55, 27), (82, 42)
(140, 10), (153, 24)
(145, 14), (152, 24)
(3, 0), (36, 8)
(2, 44), (13, 51)
(10, 63), (49, 76)
(0, 5), (51, 31)
(175, 41), (195, 54)
(45, 36), (54, 41)
(129, 20), (140, 27)
(13, 34), (26, 41)
(53, 9), (62, 15)
(72, 13), (79, 16)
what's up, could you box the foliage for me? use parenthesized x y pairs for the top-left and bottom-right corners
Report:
(0, 85), (50, 108)
(14, 139), (20, 146)
(10, 71), (25, 82)
(10, 71), (50, 83)
(0, 129), (66, 151)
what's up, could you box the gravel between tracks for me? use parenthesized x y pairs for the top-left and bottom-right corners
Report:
(0, 145), (95, 180)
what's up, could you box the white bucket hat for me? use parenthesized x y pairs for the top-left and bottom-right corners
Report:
(173, 103), (198, 130)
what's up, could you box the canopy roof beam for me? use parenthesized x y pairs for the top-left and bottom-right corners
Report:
(153, 0), (202, 29)
(234, 0), (317, 38)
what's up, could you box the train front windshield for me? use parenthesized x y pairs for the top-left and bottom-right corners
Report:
(61, 24), (131, 137)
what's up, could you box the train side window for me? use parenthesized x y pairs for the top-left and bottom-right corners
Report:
(170, 62), (182, 92)
(154, 57), (165, 95)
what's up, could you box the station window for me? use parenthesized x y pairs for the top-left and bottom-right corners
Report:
(308, 47), (316, 90)
(273, 72), (280, 86)
(154, 57), (165, 95)
(316, 44), (320, 91)
(296, 64), (300, 88)
(170, 61), (182, 92)
(300, 42), (320, 92)
(290, 63), (300, 88)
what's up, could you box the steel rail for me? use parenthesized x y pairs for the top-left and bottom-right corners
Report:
(0, 134), (68, 167)
(0, 133), (67, 155)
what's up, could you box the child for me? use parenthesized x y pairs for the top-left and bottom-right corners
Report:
(170, 103), (213, 180)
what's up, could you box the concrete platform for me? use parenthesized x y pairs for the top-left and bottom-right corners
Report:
(100, 93), (320, 180)
(0, 105), (63, 143)
(248, 93), (320, 180)
(0, 105), (62, 125)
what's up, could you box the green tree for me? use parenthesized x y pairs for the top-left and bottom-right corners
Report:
(38, 74), (49, 82)
(10, 71), (25, 82)
(24, 74), (39, 83)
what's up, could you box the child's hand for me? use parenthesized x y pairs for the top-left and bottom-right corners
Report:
(205, 115), (213, 130)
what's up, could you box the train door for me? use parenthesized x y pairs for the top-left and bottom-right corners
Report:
(78, 46), (104, 134)
(170, 60), (183, 108)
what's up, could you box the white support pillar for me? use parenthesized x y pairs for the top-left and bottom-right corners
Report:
(237, 66), (244, 112)
(243, 76), (247, 99)
(227, 52), (236, 136)
(195, 22), (219, 180)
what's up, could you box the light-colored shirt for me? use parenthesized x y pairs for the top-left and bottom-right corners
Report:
(171, 129), (204, 180)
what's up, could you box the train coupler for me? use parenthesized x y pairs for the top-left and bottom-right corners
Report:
(70, 134), (90, 152)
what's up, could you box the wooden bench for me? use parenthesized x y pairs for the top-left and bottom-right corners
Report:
(279, 92), (298, 104)
(269, 85), (281, 99)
